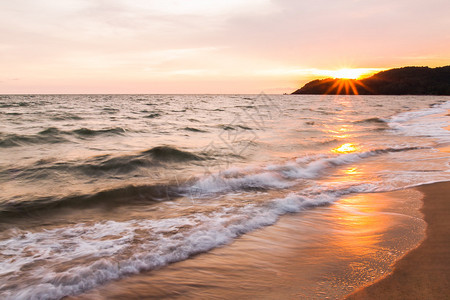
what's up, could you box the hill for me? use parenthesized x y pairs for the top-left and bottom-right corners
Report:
(292, 66), (450, 95)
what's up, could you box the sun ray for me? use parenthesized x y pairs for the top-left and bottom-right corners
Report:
(336, 80), (345, 94)
(321, 76), (381, 95)
(354, 80), (375, 94)
(325, 79), (342, 95)
(344, 80), (350, 94)
(348, 80), (359, 95)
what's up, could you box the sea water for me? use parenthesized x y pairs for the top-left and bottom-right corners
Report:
(0, 94), (449, 299)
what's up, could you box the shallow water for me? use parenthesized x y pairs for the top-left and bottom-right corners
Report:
(72, 189), (426, 300)
(0, 94), (449, 299)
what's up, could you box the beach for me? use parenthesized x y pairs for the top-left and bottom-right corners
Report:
(71, 182), (448, 300)
(346, 181), (450, 299)
(71, 186), (426, 299)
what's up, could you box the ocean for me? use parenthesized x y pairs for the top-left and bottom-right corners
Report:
(0, 94), (449, 299)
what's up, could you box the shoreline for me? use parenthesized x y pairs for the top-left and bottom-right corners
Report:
(346, 181), (450, 299)
(72, 187), (426, 299)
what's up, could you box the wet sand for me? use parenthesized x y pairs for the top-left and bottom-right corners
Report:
(72, 188), (425, 299)
(346, 181), (450, 299)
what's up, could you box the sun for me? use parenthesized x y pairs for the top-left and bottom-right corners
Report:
(333, 68), (366, 79)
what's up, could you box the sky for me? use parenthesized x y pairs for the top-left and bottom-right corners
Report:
(1, 0), (449, 94)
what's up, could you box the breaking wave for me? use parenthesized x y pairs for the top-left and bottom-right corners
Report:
(0, 182), (379, 300)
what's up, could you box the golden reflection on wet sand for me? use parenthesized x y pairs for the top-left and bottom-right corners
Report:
(72, 189), (425, 300)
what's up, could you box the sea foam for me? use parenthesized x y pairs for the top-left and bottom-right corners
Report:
(0, 182), (379, 300)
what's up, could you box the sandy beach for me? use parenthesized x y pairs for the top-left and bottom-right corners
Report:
(346, 181), (450, 299)
(71, 180), (450, 300)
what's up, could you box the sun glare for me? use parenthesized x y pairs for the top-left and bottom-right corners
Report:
(333, 69), (365, 79)
(332, 143), (359, 154)
(314, 68), (384, 80)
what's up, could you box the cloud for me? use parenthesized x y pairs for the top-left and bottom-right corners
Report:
(0, 0), (449, 93)
(144, 68), (219, 77)
(110, 0), (276, 16)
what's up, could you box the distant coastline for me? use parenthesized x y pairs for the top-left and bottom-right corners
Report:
(292, 66), (450, 95)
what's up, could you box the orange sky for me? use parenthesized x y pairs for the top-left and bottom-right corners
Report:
(1, 0), (449, 94)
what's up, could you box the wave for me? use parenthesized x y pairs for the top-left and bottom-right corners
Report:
(38, 127), (61, 135)
(353, 117), (386, 124)
(102, 107), (119, 114)
(142, 146), (204, 162)
(37, 127), (127, 137)
(0, 101), (30, 108)
(144, 113), (161, 118)
(271, 146), (425, 179)
(183, 127), (208, 133)
(390, 101), (449, 123)
(2, 146), (207, 181)
(2, 146), (421, 218)
(1, 154), (156, 181)
(72, 127), (126, 136)
(0, 182), (379, 300)
(182, 146), (426, 197)
(220, 124), (253, 131)
(81, 146), (205, 172)
(314, 138), (339, 146)
(388, 101), (450, 143)
(0, 127), (128, 147)
(0, 184), (182, 220)
(83, 155), (155, 174)
(50, 113), (83, 121)
(0, 132), (67, 148)
(234, 105), (255, 109)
